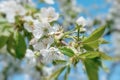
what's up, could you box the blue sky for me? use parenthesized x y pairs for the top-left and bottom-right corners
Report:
(77, 0), (111, 18)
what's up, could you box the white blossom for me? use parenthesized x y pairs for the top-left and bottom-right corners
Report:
(33, 21), (51, 39)
(76, 16), (87, 27)
(24, 23), (33, 33)
(29, 38), (38, 45)
(0, 0), (26, 23)
(24, 19), (61, 39)
(49, 24), (62, 35)
(23, 16), (34, 22)
(42, 66), (54, 76)
(25, 49), (36, 64)
(39, 7), (59, 23)
(32, 21), (44, 39)
(32, 37), (54, 51)
(39, 47), (64, 64)
(24, 19), (51, 39)
(23, 16), (36, 32)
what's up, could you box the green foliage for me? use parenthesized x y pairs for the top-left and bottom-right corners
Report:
(53, 60), (67, 65)
(83, 26), (106, 43)
(100, 52), (112, 60)
(48, 66), (66, 80)
(13, 31), (27, 59)
(0, 36), (8, 48)
(79, 51), (111, 80)
(7, 34), (16, 57)
(83, 58), (101, 80)
(59, 47), (75, 57)
(79, 51), (100, 59)
(64, 65), (70, 80)
(79, 51), (112, 60)
(53, 25), (112, 80)
(7, 31), (26, 59)
(83, 40), (100, 50)
(83, 38), (109, 51)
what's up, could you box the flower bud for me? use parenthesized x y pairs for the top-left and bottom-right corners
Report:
(76, 16), (87, 27)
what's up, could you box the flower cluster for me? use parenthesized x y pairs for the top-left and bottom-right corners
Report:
(0, 0), (63, 64)
(0, 0), (110, 80)
(23, 7), (65, 64)
(23, 6), (87, 64)
(0, 0), (88, 65)
(0, 0), (26, 23)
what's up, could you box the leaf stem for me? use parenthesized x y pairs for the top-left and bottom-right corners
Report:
(78, 28), (80, 41)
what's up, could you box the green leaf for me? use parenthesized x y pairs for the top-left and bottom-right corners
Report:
(79, 51), (100, 59)
(0, 36), (8, 48)
(7, 34), (16, 57)
(14, 31), (27, 59)
(48, 66), (66, 80)
(83, 44), (94, 51)
(59, 47), (75, 57)
(83, 59), (101, 80)
(100, 52), (112, 60)
(64, 65), (70, 80)
(7, 31), (27, 59)
(0, 17), (8, 24)
(83, 39), (109, 50)
(101, 63), (110, 73)
(83, 40), (99, 49)
(0, 23), (13, 37)
(99, 39), (109, 44)
(83, 26), (106, 43)
(53, 60), (67, 65)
